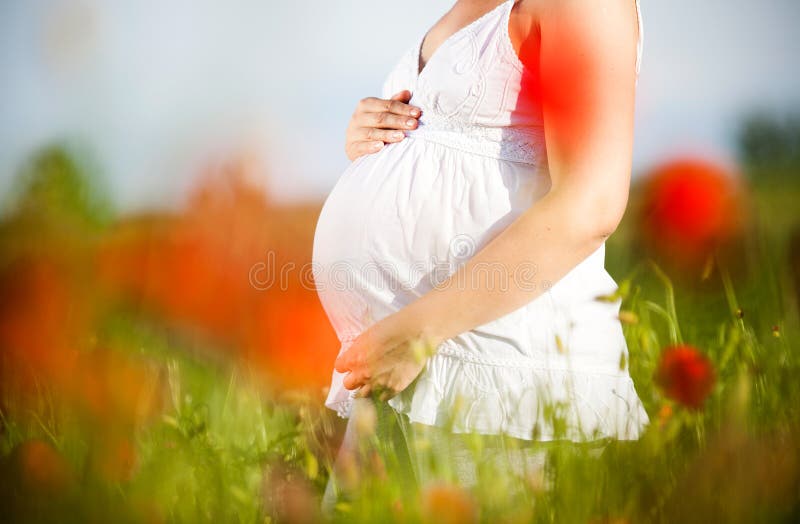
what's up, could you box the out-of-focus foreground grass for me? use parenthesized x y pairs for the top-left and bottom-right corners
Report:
(1, 111), (799, 523)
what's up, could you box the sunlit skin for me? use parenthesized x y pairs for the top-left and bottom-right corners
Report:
(335, 0), (641, 400)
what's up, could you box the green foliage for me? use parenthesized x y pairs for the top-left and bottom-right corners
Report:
(0, 144), (799, 523)
(737, 110), (800, 188)
(4, 142), (114, 229)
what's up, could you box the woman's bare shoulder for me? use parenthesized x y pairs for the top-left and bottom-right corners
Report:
(514, 0), (639, 69)
(517, 0), (636, 31)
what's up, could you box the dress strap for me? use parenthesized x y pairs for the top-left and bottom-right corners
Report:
(635, 0), (644, 78)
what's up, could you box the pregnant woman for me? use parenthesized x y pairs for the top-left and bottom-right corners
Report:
(313, 0), (648, 507)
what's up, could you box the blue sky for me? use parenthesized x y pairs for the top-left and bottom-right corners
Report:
(1, 0), (798, 211)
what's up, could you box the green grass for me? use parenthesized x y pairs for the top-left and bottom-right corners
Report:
(1, 173), (799, 522)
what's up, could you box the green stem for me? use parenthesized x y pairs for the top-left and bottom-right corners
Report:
(648, 259), (684, 344)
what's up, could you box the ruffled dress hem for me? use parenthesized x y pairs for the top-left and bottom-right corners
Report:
(325, 339), (651, 443)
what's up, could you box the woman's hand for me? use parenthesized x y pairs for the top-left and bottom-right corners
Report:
(345, 89), (422, 162)
(333, 314), (439, 402)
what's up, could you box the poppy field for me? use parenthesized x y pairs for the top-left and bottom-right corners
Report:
(0, 134), (799, 523)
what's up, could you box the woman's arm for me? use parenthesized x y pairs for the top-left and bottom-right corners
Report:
(336, 0), (640, 399)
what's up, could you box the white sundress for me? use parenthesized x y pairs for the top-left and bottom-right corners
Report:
(313, 0), (648, 443)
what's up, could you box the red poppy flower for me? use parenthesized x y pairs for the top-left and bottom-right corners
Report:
(14, 439), (74, 493)
(95, 164), (339, 391)
(654, 344), (716, 410)
(421, 482), (478, 524)
(637, 157), (745, 272)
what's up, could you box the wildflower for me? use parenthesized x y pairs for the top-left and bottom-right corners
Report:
(421, 481), (478, 524)
(90, 436), (137, 483)
(657, 403), (673, 429)
(392, 498), (404, 518)
(14, 439), (74, 493)
(637, 157), (745, 272)
(654, 344), (716, 410)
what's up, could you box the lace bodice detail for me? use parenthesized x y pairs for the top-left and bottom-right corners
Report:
(379, 0), (644, 166)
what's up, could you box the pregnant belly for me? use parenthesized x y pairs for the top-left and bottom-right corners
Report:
(312, 137), (550, 338)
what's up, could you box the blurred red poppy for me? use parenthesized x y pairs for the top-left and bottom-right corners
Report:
(89, 435), (137, 483)
(0, 256), (84, 394)
(13, 439), (74, 493)
(420, 481), (479, 524)
(637, 157), (747, 274)
(66, 348), (165, 427)
(654, 344), (716, 410)
(95, 161), (338, 391)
